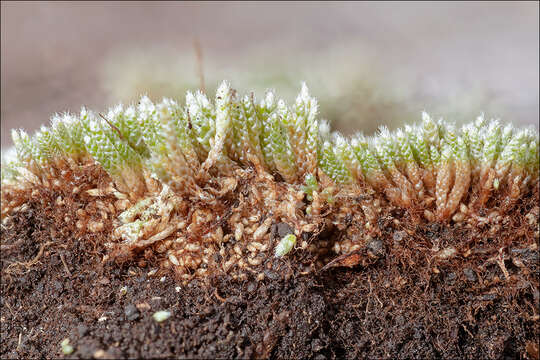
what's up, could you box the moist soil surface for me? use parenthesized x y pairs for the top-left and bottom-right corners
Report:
(1, 199), (539, 359)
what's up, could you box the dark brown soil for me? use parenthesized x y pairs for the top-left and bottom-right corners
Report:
(1, 196), (539, 359)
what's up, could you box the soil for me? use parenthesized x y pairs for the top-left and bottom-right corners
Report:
(1, 192), (539, 359)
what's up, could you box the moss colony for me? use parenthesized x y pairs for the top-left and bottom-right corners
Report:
(1, 82), (539, 283)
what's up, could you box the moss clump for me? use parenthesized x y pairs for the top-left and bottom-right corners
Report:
(1, 82), (538, 281)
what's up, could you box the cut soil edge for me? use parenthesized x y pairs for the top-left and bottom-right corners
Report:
(1, 192), (539, 359)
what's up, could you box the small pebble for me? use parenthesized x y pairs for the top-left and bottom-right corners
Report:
(463, 268), (477, 282)
(271, 222), (294, 240)
(247, 282), (257, 293)
(136, 302), (151, 311)
(264, 270), (279, 280)
(77, 324), (89, 337)
(367, 238), (384, 258)
(93, 349), (106, 359)
(393, 231), (407, 244)
(124, 304), (140, 321)
(446, 272), (457, 285)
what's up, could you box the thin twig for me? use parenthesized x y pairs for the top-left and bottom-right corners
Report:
(365, 276), (373, 318)
(214, 288), (227, 303)
(193, 38), (205, 93)
(4, 301), (16, 318)
(0, 239), (24, 252)
(98, 113), (138, 150)
(6, 241), (54, 273)
(60, 253), (72, 277)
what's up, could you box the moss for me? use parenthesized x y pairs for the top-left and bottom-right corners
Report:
(1, 82), (538, 281)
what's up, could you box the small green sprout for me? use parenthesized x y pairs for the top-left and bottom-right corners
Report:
(302, 173), (319, 201)
(275, 233), (297, 257)
(60, 338), (74, 355)
(320, 187), (336, 205)
(118, 198), (153, 224)
(152, 310), (171, 322)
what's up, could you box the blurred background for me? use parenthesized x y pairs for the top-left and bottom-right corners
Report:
(1, 1), (539, 149)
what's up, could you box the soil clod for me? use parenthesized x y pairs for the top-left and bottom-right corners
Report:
(1, 189), (539, 359)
